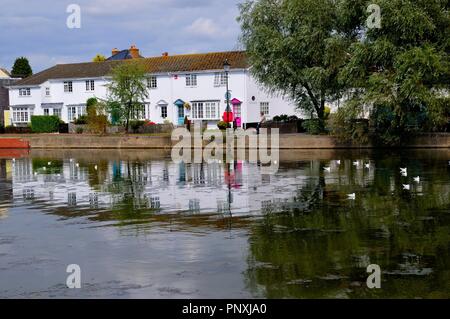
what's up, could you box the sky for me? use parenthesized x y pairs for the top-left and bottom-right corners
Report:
(0, 0), (243, 73)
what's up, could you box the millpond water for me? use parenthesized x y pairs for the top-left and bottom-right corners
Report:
(0, 149), (449, 298)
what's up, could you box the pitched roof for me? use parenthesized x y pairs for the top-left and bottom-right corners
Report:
(13, 51), (248, 86)
(0, 68), (11, 78)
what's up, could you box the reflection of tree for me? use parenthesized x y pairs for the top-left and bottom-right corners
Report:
(245, 158), (450, 299)
(102, 161), (157, 224)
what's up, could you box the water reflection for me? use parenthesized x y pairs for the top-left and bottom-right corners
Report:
(0, 149), (449, 298)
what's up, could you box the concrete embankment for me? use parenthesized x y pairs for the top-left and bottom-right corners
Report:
(0, 133), (448, 149)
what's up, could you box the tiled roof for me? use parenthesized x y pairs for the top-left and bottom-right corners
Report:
(13, 51), (248, 86)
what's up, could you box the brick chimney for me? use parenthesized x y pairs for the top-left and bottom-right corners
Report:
(129, 45), (140, 58)
(162, 52), (169, 57)
(111, 48), (120, 56)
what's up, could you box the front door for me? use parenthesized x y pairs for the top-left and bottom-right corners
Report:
(178, 105), (185, 126)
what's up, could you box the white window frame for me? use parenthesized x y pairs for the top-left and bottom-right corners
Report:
(45, 87), (51, 96)
(191, 101), (220, 120)
(161, 105), (168, 119)
(186, 74), (197, 87)
(43, 108), (50, 116)
(147, 76), (157, 89)
(214, 72), (227, 87)
(85, 80), (95, 91)
(19, 88), (31, 97)
(12, 107), (32, 123)
(260, 102), (270, 115)
(64, 81), (73, 93)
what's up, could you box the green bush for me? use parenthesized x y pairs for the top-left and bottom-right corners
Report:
(217, 121), (228, 130)
(0, 124), (4, 134)
(130, 120), (146, 133)
(76, 127), (84, 134)
(302, 119), (323, 135)
(31, 115), (61, 133)
(74, 115), (88, 125)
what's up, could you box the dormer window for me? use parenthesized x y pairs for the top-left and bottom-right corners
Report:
(19, 88), (31, 96)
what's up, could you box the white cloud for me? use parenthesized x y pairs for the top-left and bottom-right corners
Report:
(185, 18), (220, 37)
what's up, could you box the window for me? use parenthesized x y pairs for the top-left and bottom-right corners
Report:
(147, 76), (157, 89)
(12, 107), (31, 123)
(260, 102), (270, 115)
(191, 101), (219, 120)
(68, 106), (77, 122)
(53, 108), (62, 119)
(45, 87), (50, 96)
(214, 73), (227, 87)
(19, 88), (31, 96)
(233, 104), (241, 118)
(161, 105), (168, 119)
(43, 109), (50, 116)
(186, 74), (197, 87)
(85, 80), (95, 91)
(64, 81), (73, 93)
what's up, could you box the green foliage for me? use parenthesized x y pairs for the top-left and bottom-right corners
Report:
(30, 115), (60, 133)
(11, 57), (33, 78)
(92, 54), (106, 62)
(107, 101), (123, 125)
(238, 0), (359, 131)
(302, 119), (324, 135)
(217, 121), (228, 130)
(129, 120), (146, 133)
(32, 159), (63, 175)
(86, 99), (109, 134)
(339, 0), (450, 145)
(73, 115), (88, 125)
(106, 61), (149, 133)
(0, 123), (4, 134)
(76, 127), (84, 134)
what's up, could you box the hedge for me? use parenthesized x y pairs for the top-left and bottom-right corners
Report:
(31, 115), (61, 133)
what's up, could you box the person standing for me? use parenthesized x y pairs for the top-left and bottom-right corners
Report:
(257, 112), (266, 135)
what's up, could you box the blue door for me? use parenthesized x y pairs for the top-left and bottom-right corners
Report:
(178, 105), (185, 125)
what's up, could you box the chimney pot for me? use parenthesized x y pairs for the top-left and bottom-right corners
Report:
(129, 45), (140, 59)
(162, 52), (169, 57)
(112, 48), (120, 56)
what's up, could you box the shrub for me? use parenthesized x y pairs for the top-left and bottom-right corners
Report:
(74, 115), (88, 125)
(31, 115), (61, 133)
(217, 121), (228, 130)
(129, 120), (146, 133)
(76, 127), (84, 134)
(0, 124), (4, 134)
(302, 119), (323, 135)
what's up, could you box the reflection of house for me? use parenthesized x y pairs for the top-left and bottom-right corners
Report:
(0, 159), (12, 219)
(8, 49), (298, 128)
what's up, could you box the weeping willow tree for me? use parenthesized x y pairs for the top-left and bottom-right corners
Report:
(238, 0), (367, 131)
(106, 61), (148, 133)
(239, 0), (449, 143)
(336, 0), (450, 145)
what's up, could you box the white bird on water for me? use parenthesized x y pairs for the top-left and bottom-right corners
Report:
(76, 163), (79, 168)
(353, 161), (360, 167)
(12, 158), (16, 163)
(413, 176), (420, 183)
(94, 165), (98, 170)
(400, 168), (407, 176)
(365, 163), (370, 169)
(336, 160), (341, 165)
(47, 161), (51, 166)
(69, 159), (73, 162)
(347, 193), (356, 200)
(403, 184), (411, 190)
(323, 167), (331, 172)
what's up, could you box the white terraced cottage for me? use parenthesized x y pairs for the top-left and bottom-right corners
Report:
(7, 50), (299, 129)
